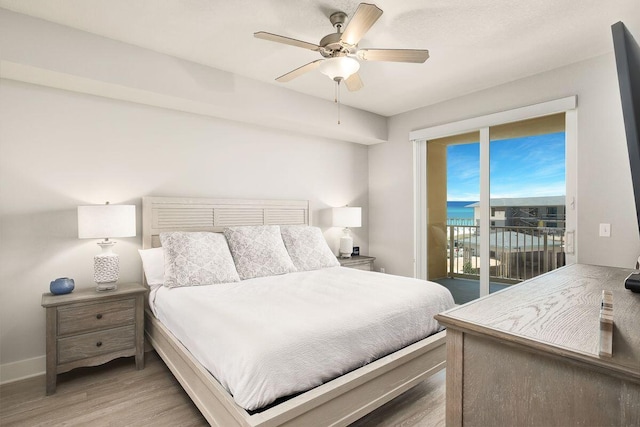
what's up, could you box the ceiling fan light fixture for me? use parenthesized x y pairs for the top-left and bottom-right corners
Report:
(319, 57), (360, 81)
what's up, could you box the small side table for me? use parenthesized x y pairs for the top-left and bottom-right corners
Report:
(338, 255), (376, 271)
(41, 282), (146, 395)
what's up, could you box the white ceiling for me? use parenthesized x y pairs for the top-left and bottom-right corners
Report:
(1, 0), (639, 117)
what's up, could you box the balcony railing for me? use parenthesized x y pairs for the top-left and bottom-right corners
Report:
(447, 224), (566, 284)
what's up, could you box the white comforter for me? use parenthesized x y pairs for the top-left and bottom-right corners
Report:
(150, 266), (454, 411)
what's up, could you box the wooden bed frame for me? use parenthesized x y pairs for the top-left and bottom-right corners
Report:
(142, 196), (447, 427)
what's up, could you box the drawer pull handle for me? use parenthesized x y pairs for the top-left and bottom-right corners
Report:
(96, 341), (102, 347)
(96, 314), (103, 319)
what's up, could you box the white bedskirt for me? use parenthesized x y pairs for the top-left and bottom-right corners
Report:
(150, 266), (454, 411)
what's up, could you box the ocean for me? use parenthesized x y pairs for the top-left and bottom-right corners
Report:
(447, 201), (476, 221)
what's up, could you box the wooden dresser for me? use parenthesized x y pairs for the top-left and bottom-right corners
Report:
(41, 283), (146, 394)
(435, 264), (640, 426)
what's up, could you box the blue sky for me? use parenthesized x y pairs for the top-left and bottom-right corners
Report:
(446, 132), (566, 201)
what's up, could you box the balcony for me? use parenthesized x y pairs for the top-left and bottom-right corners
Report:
(446, 224), (566, 283)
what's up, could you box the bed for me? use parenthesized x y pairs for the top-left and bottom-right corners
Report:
(142, 196), (452, 426)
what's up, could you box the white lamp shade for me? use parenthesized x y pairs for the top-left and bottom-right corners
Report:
(332, 207), (362, 228)
(319, 57), (360, 81)
(78, 204), (136, 239)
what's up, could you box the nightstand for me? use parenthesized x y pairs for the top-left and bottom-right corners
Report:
(41, 282), (146, 395)
(338, 255), (376, 271)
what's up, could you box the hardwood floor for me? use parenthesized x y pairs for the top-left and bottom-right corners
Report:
(0, 351), (445, 426)
(350, 370), (446, 427)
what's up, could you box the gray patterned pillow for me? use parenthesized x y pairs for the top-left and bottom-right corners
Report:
(160, 232), (240, 288)
(280, 225), (340, 271)
(223, 225), (297, 280)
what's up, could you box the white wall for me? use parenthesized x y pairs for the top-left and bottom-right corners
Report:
(0, 10), (373, 380)
(369, 51), (640, 277)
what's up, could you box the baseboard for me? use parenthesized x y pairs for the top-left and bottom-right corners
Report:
(0, 355), (45, 385)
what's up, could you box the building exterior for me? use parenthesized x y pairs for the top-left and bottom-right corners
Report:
(466, 196), (566, 228)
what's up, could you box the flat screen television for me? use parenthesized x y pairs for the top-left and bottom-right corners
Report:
(612, 22), (640, 231)
(612, 22), (640, 291)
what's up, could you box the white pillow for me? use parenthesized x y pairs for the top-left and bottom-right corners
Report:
(280, 225), (339, 271)
(138, 247), (165, 286)
(223, 225), (297, 280)
(160, 232), (240, 288)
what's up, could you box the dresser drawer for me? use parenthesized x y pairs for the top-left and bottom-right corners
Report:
(57, 324), (136, 364)
(58, 298), (135, 335)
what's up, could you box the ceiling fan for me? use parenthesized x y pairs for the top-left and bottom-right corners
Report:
(254, 2), (429, 92)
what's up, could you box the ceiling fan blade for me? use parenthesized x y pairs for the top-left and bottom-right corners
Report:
(357, 48), (430, 63)
(276, 60), (324, 82)
(340, 3), (383, 46)
(254, 31), (319, 51)
(345, 72), (364, 91)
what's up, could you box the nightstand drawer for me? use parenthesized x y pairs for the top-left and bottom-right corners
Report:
(346, 263), (372, 271)
(338, 256), (376, 271)
(58, 299), (135, 335)
(57, 324), (136, 364)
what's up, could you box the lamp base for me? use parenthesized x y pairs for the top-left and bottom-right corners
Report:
(339, 233), (354, 259)
(94, 241), (119, 291)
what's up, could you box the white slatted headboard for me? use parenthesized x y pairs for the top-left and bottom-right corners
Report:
(142, 196), (310, 248)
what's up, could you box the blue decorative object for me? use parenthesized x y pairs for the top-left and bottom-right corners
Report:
(50, 277), (75, 295)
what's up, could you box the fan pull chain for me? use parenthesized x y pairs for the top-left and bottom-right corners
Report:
(335, 79), (341, 125)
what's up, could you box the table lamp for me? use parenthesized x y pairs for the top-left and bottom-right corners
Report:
(78, 202), (136, 291)
(332, 206), (361, 258)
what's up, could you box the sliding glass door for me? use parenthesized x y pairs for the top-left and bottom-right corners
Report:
(426, 132), (479, 285)
(489, 115), (566, 290)
(424, 112), (569, 303)
(488, 114), (567, 292)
